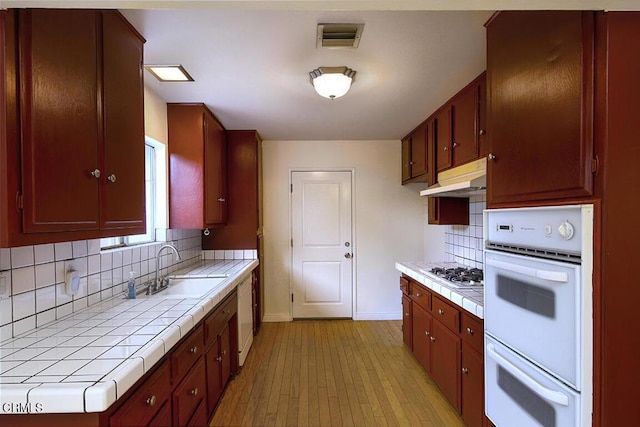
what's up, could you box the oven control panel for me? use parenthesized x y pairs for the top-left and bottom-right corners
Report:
(484, 205), (591, 254)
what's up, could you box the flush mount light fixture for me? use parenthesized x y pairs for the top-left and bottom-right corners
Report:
(309, 66), (356, 100)
(144, 65), (194, 82)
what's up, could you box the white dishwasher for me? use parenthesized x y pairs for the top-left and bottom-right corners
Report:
(237, 275), (253, 366)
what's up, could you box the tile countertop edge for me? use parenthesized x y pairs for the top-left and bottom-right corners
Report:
(395, 262), (484, 319)
(0, 259), (258, 414)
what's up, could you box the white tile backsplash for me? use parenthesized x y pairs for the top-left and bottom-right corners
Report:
(0, 229), (202, 342)
(444, 194), (485, 269)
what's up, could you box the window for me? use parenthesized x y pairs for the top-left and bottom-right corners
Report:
(101, 141), (161, 249)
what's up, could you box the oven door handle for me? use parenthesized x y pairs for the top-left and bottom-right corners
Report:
(486, 343), (570, 406)
(486, 258), (568, 283)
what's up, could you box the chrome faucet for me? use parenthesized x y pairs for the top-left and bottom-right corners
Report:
(153, 243), (181, 293)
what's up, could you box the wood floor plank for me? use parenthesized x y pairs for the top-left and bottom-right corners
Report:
(209, 320), (465, 427)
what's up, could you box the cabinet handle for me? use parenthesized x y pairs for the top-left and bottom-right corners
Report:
(424, 331), (430, 336)
(146, 395), (157, 407)
(443, 146), (448, 151)
(191, 388), (199, 396)
(462, 367), (469, 374)
(415, 292), (421, 297)
(217, 197), (226, 202)
(430, 336), (436, 342)
(452, 142), (458, 148)
(466, 327), (474, 335)
(488, 153), (496, 161)
(479, 129), (486, 136)
(91, 169), (101, 179)
(216, 356), (222, 362)
(107, 174), (117, 183)
(190, 346), (198, 354)
(438, 309), (445, 315)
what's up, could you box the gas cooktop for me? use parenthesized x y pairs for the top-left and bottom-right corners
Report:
(418, 264), (484, 288)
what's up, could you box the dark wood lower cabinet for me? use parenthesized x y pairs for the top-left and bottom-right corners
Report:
(400, 275), (487, 425)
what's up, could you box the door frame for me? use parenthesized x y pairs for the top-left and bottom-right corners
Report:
(289, 168), (357, 319)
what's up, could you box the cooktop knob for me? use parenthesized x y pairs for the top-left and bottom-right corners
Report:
(558, 221), (575, 240)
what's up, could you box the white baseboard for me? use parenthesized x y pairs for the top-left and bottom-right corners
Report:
(353, 312), (402, 321)
(262, 313), (293, 322)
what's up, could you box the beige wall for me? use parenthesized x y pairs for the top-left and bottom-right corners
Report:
(144, 85), (168, 145)
(262, 139), (425, 321)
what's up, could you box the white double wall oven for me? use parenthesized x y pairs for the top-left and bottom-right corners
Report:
(483, 205), (593, 427)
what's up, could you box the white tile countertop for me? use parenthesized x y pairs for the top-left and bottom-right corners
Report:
(0, 259), (258, 414)
(395, 261), (484, 319)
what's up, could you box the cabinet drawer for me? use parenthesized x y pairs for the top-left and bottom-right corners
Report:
(399, 277), (410, 295)
(109, 358), (171, 427)
(461, 312), (483, 354)
(172, 325), (204, 384)
(173, 358), (206, 427)
(411, 283), (431, 311)
(204, 291), (237, 349)
(432, 296), (460, 332)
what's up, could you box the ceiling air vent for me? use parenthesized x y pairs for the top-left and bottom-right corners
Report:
(317, 23), (364, 49)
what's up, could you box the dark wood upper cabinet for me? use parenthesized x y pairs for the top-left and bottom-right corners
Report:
(101, 11), (145, 230)
(0, 9), (146, 247)
(486, 11), (595, 206)
(435, 106), (452, 172)
(451, 83), (479, 166)
(168, 103), (227, 230)
(401, 121), (433, 185)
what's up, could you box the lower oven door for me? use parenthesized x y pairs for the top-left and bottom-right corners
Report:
(484, 250), (581, 388)
(485, 335), (580, 427)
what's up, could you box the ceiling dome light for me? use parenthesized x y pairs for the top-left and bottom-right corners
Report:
(309, 67), (356, 99)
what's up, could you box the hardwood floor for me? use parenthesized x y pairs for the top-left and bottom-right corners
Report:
(210, 320), (465, 426)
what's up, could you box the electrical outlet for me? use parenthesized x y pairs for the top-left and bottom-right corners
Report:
(64, 261), (80, 296)
(0, 272), (8, 299)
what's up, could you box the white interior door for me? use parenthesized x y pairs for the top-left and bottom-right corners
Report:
(291, 171), (353, 318)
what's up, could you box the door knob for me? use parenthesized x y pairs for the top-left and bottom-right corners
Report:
(344, 253), (353, 259)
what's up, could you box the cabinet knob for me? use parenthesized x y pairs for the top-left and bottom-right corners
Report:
(438, 309), (445, 315)
(415, 292), (421, 297)
(107, 174), (117, 183)
(90, 169), (101, 179)
(462, 367), (469, 374)
(191, 388), (199, 396)
(466, 327), (474, 335)
(430, 336), (436, 342)
(223, 309), (230, 314)
(222, 349), (227, 355)
(190, 346), (198, 354)
(216, 356), (222, 362)
(404, 312), (411, 317)
(488, 153), (496, 161)
(254, 303), (258, 307)
(424, 331), (430, 336)
(146, 395), (157, 407)
(443, 146), (448, 151)
(217, 197), (226, 202)
(452, 142), (458, 148)
(479, 129), (486, 136)
(409, 161), (414, 165)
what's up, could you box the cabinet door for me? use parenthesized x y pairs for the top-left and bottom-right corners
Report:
(204, 111), (227, 226)
(477, 75), (489, 158)
(402, 294), (413, 349)
(431, 319), (461, 412)
(412, 302), (432, 374)
(220, 324), (231, 386)
(410, 123), (428, 178)
(19, 9), (100, 233)
(147, 400), (172, 427)
(101, 11), (145, 231)
(435, 106), (452, 172)
(487, 11), (594, 205)
(461, 343), (485, 427)
(451, 86), (478, 167)
(187, 400), (208, 427)
(428, 197), (469, 225)
(205, 339), (223, 415)
(401, 137), (411, 182)
(173, 358), (206, 427)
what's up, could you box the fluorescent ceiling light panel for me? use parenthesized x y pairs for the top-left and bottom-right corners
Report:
(145, 65), (194, 82)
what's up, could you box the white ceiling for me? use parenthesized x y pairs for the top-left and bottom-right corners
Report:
(9, 1), (640, 140)
(121, 9), (491, 140)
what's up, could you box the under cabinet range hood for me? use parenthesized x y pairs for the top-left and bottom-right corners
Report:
(420, 157), (487, 197)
